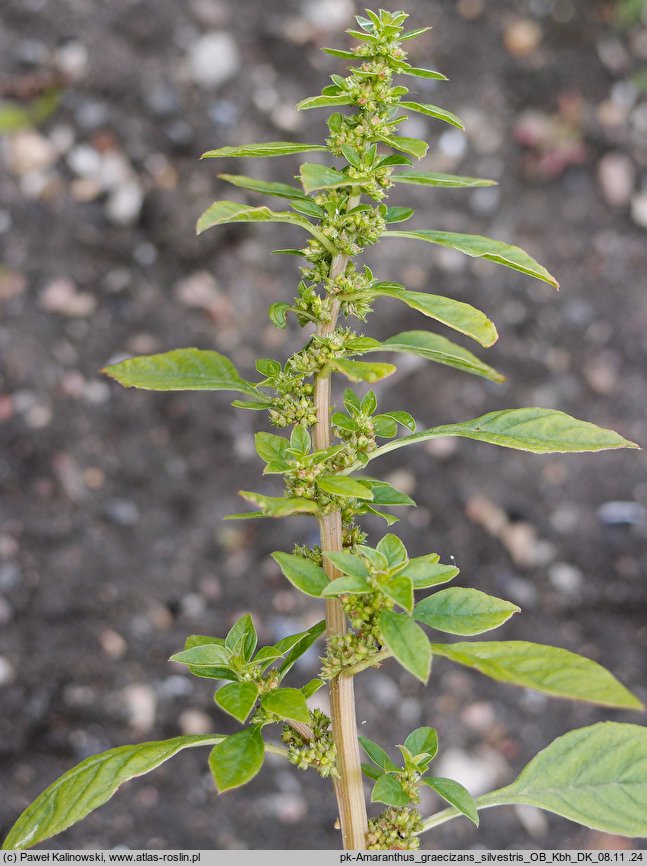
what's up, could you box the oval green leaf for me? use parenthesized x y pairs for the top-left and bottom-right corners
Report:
(371, 774), (410, 806)
(214, 682), (259, 723)
(380, 611), (432, 683)
(481, 722), (647, 837)
(317, 476), (374, 500)
(430, 641), (643, 709)
(2, 735), (224, 850)
(391, 171), (496, 189)
(399, 101), (464, 130)
(218, 174), (309, 200)
(404, 727), (438, 759)
(423, 777), (479, 826)
(201, 142), (328, 159)
(103, 348), (260, 396)
(271, 552), (329, 597)
(414, 588), (520, 636)
(209, 728), (265, 793)
(261, 687), (311, 724)
(374, 331), (505, 383)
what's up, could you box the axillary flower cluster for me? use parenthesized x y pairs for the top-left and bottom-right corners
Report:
(6, 6), (643, 856)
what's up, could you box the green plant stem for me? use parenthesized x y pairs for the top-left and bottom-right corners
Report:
(315, 201), (368, 850)
(341, 649), (393, 677)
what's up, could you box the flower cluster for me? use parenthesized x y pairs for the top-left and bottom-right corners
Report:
(366, 807), (423, 850)
(282, 709), (339, 778)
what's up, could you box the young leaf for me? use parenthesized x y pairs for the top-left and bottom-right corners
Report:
(268, 301), (291, 328)
(322, 47), (357, 59)
(372, 285), (498, 348)
(358, 736), (399, 772)
(414, 588), (520, 636)
(261, 687), (311, 723)
(373, 330), (505, 383)
(255, 432), (291, 464)
(196, 200), (317, 237)
(330, 358), (397, 383)
(423, 777), (479, 826)
(300, 163), (362, 194)
(202, 142), (328, 159)
(383, 576), (414, 613)
(379, 611), (432, 683)
(431, 641), (643, 709)
(323, 551), (371, 578)
(233, 492), (320, 518)
(378, 134), (429, 160)
(225, 613), (257, 660)
(209, 728), (265, 793)
(369, 408), (639, 460)
(103, 348), (260, 396)
(218, 173), (309, 200)
(400, 26), (432, 40)
(271, 552), (329, 597)
(371, 774), (410, 806)
(404, 727), (438, 760)
(170, 644), (231, 668)
(321, 575), (373, 596)
(2, 735), (224, 850)
(384, 206), (415, 224)
(301, 678), (325, 698)
(317, 476), (374, 500)
(385, 229), (559, 288)
(399, 101), (465, 129)
(296, 94), (354, 110)
(184, 635), (225, 650)
(376, 534), (408, 568)
(361, 762), (383, 781)
(214, 682), (259, 723)
(400, 560), (458, 589)
(479, 722), (647, 837)
(396, 65), (448, 80)
(366, 480), (415, 507)
(391, 170), (496, 188)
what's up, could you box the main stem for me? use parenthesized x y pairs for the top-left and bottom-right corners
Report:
(314, 233), (368, 850)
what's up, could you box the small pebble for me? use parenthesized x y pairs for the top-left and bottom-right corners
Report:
(122, 683), (157, 733)
(179, 709), (214, 735)
(188, 32), (240, 88)
(597, 152), (635, 208)
(630, 192), (647, 229)
(548, 562), (583, 596)
(504, 19), (543, 56)
(597, 501), (647, 527)
(0, 656), (16, 687)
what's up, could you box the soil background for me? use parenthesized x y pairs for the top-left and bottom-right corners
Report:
(1, 0), (647, 851)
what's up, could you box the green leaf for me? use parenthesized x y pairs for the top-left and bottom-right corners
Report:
(196, 200), (317, 238)
(218, 174), (309, 200)
(359, 736), (399, 772)
(480, 723), (647, 837)
(384, 206), (415, 224)
(361, 762), (383, 781)
(376, 534), (408, 568)
(233, 492), (320, 519)
(202, 142), (328, 159)
(271, 552), (329, 597)
(399, 101), (464, 129)
(400, 26), (432, 40)
(209, 728), (264, 793)
(302, 678), (325, 698)
(383, 576), (414, 613)
(369, 408), (639, 460)
(255, 432), (290, 464)
(330, 358), (397, 383)
(317, 475), (374, 500)
(396, 65), (448, 80)
(214, 682), (259, 723)
(371, 774), (410, 806)
(379, 611), (432, 683)
(321, 575), (373, 596)
(372, 285), (498, 348)
(268, 302), (291, 328)
(296, 94), (354, 110)
(423, 777), (479, 826)
(322, 47), (358, 59)
(184, 635), (225, 650)
(225, 614), (257, 660)
(300, 163), (367, 194)
(400, 560), (458, 589)
(385, 229), (560, 288)
(431, 641), (643, 709)
(323, 551), (371, 578)
(378, 134), (429, 159)
(2, 735), (223, 850)
(374, 331), (505, 383)
(414, 588), (520, 636)
(170, 644), (231, 667)
(278, 620), (326, 676)
(391, 170), (496, 189)
(366, 480), (416, 507)
(404, 727), (438, 760)
(261, 687), (311, 723)
(103, 348), (260, 396)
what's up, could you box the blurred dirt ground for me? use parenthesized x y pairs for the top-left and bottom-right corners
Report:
(1, 0), (647, 851)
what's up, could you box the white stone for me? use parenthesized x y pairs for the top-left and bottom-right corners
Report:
(630, 192), (647, 229)
(548, 562), (583, 596)
(0, 655), (15, 686)
(598, 152), (635, 207)
(122, 683), (157, 733)
(105, 181), (144, 226)
(188, 32), (240, 88)
(7, 130), (57, 175)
